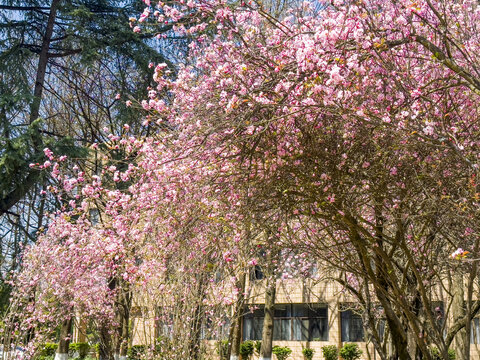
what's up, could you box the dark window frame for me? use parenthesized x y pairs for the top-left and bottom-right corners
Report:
(243, 303), (328, 341)
(341, 308), (365, 342)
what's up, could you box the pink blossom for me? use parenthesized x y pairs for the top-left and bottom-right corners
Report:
(248, 259), (258, 266)
(451, 248), (469, 259)
(43, 148), (54, 160)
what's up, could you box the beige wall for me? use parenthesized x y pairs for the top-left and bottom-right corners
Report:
(131, 274), (480, 360)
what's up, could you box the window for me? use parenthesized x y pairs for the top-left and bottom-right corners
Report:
(89, 208), (99, 225)
(243, 305), (265, 340)
(432, 302), (445, 332)
(291, 304), (328, 341)
(341, 309), (364, 342)
(201, 317), (230, 340)
(273, 304), (292, 340)
(243, 304), (328, 341)
(250, 265), (264, 280)
(472, 318), (480, 344)
(428, 302), (446, 340)
(250, 249), (265, 281)
(377, 318), (386, 342)
(371, 306), (385, 343)
(154, 309), (173, 339)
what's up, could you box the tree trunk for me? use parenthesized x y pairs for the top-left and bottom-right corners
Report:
(189, 274), (207, 360)
(55, 317), (73, 360)
(229, 273), (246, 360)
(369, 207), (411, 360)
(118, 312), (129, 360)
(0, 0), (60, 216)
(100, 277), (118, 360)
(29, 0), (61, 124)
(229, 314), (242, 360)
(259, 275), (275, 360)
(99, 323), (114, 360)
(453, 272), (469, 360)
(113, 281), (131, 360)
(362, 285), (387, 360)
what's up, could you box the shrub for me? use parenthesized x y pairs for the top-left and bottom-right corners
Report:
(39, 343), (58, 356)
(155, 336), (173, 359)
(239, 340), (255, 358)
(272, 345), (292, 360)
(69, 342), (90, 359)
(35, 356), (54, 360)
(339, 343), (362, 360)
(217, 339), (229, 360)
(255, 340), (262, 354)
(127, 345), (146, 360)
(302, 347), (315, 360)
(429, 347), (455, 360)
(450, 349), (456, 359)
(448, 349), (456, 360)
(321, 345), (338, 360)
(35, 343), (58, 360)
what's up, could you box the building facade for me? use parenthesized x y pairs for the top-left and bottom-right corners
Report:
(129, 273), (480, 360)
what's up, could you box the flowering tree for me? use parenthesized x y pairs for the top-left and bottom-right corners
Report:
(140, 0), (480, 359)
(3, 132), (285, 359)
(5, 1), (480, 360)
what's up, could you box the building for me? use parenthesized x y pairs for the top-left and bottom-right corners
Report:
(128, 269), (480, 360)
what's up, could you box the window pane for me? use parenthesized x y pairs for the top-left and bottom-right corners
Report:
(310, 318), (328, 341)
(273, 319), (291, 340)
(433, 303), (445, 330)
(293, 304), (307, 317)
(243, 318), (252, 340)
(351, 316), (364, 341)
(200, 320), (211, 340)
(252, 317), (264, 340)
(275, 304), (291, 317)
(472, 318), (480, 344)
(341, 310), (364, 342)
(471, 319), (475, 344)
(251, 265), (264, 280)
(378, 319), (386, 342)
(218, 318), (230, 340)
(245, 305), (265, 318)
(309, 305), (327, 318)
(341, 311), (351, 342)
(293, 318), (309, 341)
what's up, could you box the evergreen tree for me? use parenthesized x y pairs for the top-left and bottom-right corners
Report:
(0, 0), (185, 313)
